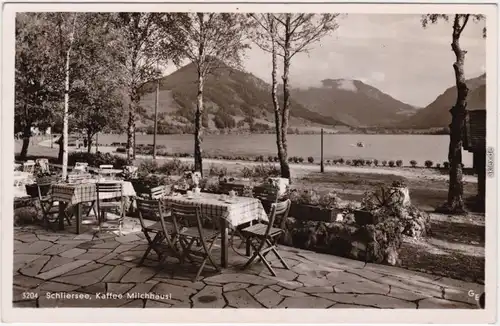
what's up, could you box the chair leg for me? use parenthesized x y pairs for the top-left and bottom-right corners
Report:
(259, 251), (277, 276)
(245, 237), (251, 256)
(271, 247), (290, 270)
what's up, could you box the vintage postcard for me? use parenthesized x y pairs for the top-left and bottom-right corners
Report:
(1, 0), (497, 324)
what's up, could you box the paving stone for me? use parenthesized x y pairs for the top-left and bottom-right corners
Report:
(60, 262), (104, 276)
(79, 283), (106, 294)
(36, 234), (60, 242)
(269, 285), (282, 291)
(246, 285), (265, 295)
(76, 241), (104, 250)
(15, 233), (39, 243)
(41, 243), (83, 255)
(107, 283), (135, 294)
(13, 275), (44, 289)
(53, 265), (114, 286)
(170, 300), (192, 308)
(121, 299), (144, 307)
(224, 289), (263, 308)
(438, 277), (484, 305)
(19, 255), (51, 277)
(160, 278), (205, 290)
(14, 254), (43, 270)
(334, 280), (390, 295)
(317, 293), (417, 308)
(330, 303), (368, 308)
(326, 271), (366, 284)
(151, 282), (197, 302)
(297, 286), (334, 293)
(92, 241), (120, 249)
(297, 274), (332, 287)
(255, 288), (283, 308)
(418, 297), (475, 309)
(277, 280), (304, 290)
(277, 296), (334, 308)
(387, 287), (430, 301)
(60, 248), (87, 258)
(75, 249), (112, 261)
(145, 300), (172, 308)
(346, 268), (387, 282)
(15, 241), (53, 254)
(36, 260), (91, 280)
(40, 256), (75, 273)
(298, 252), (365, 269)
(102, 265), (130, 283)
(204, 273), (276, 286)
(192, 285), (225, 308)
(73, 233), (94, 240)
(278, 289), (308, 297)
(115, 234), (140, 244)
(103, 259), (123, 266)
(127, 283), (155, 296)
(121, 267), (155, 283)
(260, 268), (298, 282)
(223, 283), (250, 292)
(378, 276), (443, 298)
(37, 281), (80, 293)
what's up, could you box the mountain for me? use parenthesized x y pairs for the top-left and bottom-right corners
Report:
(396, 74), (486, 129)
(136, 62), (347, 133)
(291, 79), (418, 127)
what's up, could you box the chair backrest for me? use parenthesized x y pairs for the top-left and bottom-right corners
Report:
(74, 162), (89, 172)
(267, 199), (291, 231)
(136, 198), (175, 238)
(25, 184), (40, 199)
(149, 185), (170, 200)
(36, 183), (53, 200)
(96, 182), (123, 200)
(169, 201), (203, 230)
(253, 184), (279, 213)
(219, 182), (245, 196)
(23, 161), (35, 173)
(100, 164), (113, 169)
(36, 159), (50, 173)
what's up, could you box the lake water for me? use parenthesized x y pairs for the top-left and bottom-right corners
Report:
(100, 133), (473, 167)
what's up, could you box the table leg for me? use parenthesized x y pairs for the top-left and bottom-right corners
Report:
(221, 218), (228, 268)
(75, 203), (82, 235)
(58, 202), (67, 230)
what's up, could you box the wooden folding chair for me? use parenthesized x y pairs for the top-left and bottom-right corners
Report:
(74, 162), (89, 172)
(96, 182), (125, 235)
(169, 201), (221, 281)
(23, 161), (35, 173)
(241, 199), (291, 276)
(26, 183), (72, 229)
(136, 198), (181, 266)
(35, 158), (50, 174)
(148, 185), (171, 200)
(253, 184), (279, 214)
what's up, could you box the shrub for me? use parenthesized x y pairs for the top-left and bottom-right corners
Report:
(157, 159), (192, 175)
(381, 160), (387, 167)
(253, 163), (280, 178)
(116, 147), (126, 153)
(268, 156), (274, 162)
(255, 155), (265, 162)
(345, 159), (352, 166)
(442, 162), (449, 168)
(409, 160), (417, 168)
(274, 156), (279, 162)
(436, 163), (441, 168)
(388, 160), (395, 167)
(373, 159), (379, 166)
(365, 160), (373, 166)
(338, 158), (345, 165)
(396, 160), (403, 167)
(288, 157), (294, 163)
(241, 166), (253, 178)
(326, 160), (331, 165)
(208, 165), (228, 177)
(424, 160), (433, 168)
(298, 157), (304, 163)
(307, 156), (314, 164)
(138, 159), (159, 175)
(68, 152), (129, 169)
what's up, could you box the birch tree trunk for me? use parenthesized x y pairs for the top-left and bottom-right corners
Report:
(126, 100), (135, 160)
(280, 15), (292, 180)
(62, 13), (78, 181)
(194, 73), (204, 175)
(20, 123), (31, 160)
(447, 15), (469, 213)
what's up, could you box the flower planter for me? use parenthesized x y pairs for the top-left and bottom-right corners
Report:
(288, 203), (338, 222)
(354, 209), (375, 226)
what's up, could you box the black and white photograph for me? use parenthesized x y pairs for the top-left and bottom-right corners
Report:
(1, 1), (498, 324)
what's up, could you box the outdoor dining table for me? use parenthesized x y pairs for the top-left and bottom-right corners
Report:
(96, 168), (123, 179)
(163, 192), (268, 268)
(51, 180), (136, 234)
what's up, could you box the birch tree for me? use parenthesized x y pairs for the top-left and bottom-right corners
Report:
(250, 13), (339, 179)
(160, 13), (251, 175)
(421, 14), (486, 213)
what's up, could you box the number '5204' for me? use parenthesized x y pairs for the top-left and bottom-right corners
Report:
(22, 292), (38, 299)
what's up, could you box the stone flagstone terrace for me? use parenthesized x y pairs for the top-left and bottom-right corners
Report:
(13, 218), (484, 309)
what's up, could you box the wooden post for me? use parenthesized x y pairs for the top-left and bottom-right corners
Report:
(153, 78), (159, 159)
(320, 128), (324, 173)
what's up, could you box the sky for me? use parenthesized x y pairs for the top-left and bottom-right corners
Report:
(165, 14), (487, 108)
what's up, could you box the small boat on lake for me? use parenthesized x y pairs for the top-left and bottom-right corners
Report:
(356, 142), (365, 147)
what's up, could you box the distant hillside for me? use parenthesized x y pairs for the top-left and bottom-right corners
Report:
(396, 74), (486, 129)
(291, 79), (418, 127)
(137, 62), (347, 134)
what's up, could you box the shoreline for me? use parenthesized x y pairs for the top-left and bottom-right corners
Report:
(36, 139), (477, 184)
